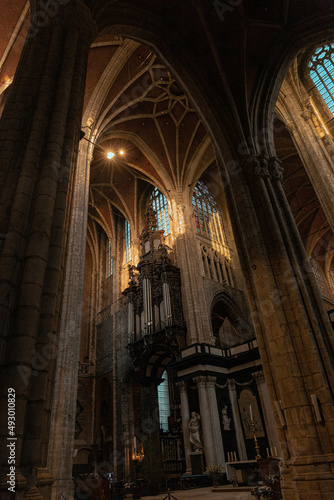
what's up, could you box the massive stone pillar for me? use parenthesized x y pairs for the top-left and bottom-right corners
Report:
(0, 3), (96, 499)
(170, 190), (212, 344)
(176, 381), (192, 475)
(219, 150), (334, 499)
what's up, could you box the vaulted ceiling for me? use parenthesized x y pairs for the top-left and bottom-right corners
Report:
(274, 118), (334, 283)
(1, 1), (334, 293)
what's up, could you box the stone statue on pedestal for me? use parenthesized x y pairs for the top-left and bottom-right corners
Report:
(222, 405), (231, 431)
(188, 411), (204, 453)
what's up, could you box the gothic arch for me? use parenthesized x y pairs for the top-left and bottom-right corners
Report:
(251, 15), (334, 156)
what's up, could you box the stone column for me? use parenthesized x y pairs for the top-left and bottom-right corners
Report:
(202, 250), (210, 278)
(176, 381), (192, 474)
(170, 190), (212, 344)
(216, 258), (223, 283)
(222, 259), (229, 283)
(140, 382), (160, 441)
(227, 379), (247, 461)
(47, 143), (94, 500)
(218, 151), (334, 499)
(0, 4), (96, 499)
(252, 371), (280, 453)
(193, 376), (216, 466)
(205, 376), (225, 468)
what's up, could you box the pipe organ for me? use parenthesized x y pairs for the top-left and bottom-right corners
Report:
(124, 205), (186, 365)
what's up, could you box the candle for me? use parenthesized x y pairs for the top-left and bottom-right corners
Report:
(270, 447), (273, 457)
(249, 405), (253, 421)
(274, 447), (278, 457)
(266, 448), (269, 457)
(234, 452), (237, 461)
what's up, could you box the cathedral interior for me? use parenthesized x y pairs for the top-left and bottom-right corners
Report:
(1, 1), (334, 499)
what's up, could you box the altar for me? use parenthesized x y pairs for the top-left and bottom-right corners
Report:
(226, 460), (261, 485)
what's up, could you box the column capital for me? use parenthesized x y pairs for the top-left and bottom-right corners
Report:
(176, 380), (188, 393)
(193, 375), (216, 388)
(301, 103), (313, 121)
(243, 155), (270, 178)
(252, 370), (265, 384)
(206, 376), (217, 388)
(193, 375), (206, 388)
(268, 157), (284, 181)
(227, 379), (236, 391)
(285, 121), (296, 133)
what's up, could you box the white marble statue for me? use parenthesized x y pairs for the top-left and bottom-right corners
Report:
(188, 411), (204, 453)
(222, 405), (231, 431)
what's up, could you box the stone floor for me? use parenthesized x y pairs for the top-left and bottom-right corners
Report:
(141, 486), (252, 500)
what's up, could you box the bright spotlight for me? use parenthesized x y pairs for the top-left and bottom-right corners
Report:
(107, 152), (115, 159)
(119, 150), (124, 155)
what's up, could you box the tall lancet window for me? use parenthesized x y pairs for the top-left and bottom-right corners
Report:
(157, 370), (170, 432)
(150, 187), (170, 235)
(192, 180), (227, 246)
(107, 240), (113, 277)
(309, 44), (334, 116)
(125, 220), (131, 262)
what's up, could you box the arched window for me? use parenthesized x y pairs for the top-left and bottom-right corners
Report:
(192, 180), (227, 246)
(107, 240), (113, 277)
(150, 187), (170, 235)
(125, 220), (131, 262)
(157, 370), (170, 432)
(309, 44), (334, 116)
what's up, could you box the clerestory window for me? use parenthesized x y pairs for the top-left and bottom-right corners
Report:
(150, 187), (170, 235)
(309, 44), (334, 116)
(107, 240), (113, 277)
(125, 219), (131, 262)
(157, 370), (170, 432)
(192, 180), (227, 246)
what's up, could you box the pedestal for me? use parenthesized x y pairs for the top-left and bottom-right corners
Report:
(190, 453), (205, 475)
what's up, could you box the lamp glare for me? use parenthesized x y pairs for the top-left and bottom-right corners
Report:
(119, 150), (124, 155)
(107, 152), (115, 159)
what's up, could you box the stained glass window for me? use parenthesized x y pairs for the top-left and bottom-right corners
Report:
(309, 44), (334, 116)
(150, 187), (170, 235)
(157, 370), (170, 431)
(125, 220), (131, 262)
(107, 240), (113, 277)
(192, 180), (227, 246)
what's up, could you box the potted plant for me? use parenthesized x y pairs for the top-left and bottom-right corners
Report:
(251, 485), (276, 499)
(207, 464), (224, 488)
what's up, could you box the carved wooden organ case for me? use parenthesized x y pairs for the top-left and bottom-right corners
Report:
(123, 205), (187, 368)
